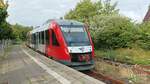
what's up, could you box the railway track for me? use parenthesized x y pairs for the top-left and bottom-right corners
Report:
(27, 45), (149, 84)
(82, 70), (126, 84)
(95, 58), (150, 77)
(83, 59), (150, 84)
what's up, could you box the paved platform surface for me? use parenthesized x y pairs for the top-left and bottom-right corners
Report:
(0, 45), (105, 84)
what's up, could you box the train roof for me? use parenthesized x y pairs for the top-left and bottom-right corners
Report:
(52, 19), (83, 26)
(30, 19), (84, 34)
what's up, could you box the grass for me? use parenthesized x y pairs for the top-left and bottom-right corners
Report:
(95, 48), (150, 65)
(95, 47), (150, 84)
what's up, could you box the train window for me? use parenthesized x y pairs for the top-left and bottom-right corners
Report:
(40, 32), (42, 44)
(32, 34), (36, 44)
(31, 34), (34, 44)
(45, 30), (49, 44)
(42, 31), (45, 44)
(52, 30), (59, 46)
(38, 32), (40, 44)
(39, 32), (41, 44)
(34, 34), (36, 44)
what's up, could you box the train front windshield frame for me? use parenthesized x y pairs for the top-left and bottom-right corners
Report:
(61, 25), (91, 46)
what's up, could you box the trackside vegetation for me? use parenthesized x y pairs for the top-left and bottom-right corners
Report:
(65, 0), (150, 65)
(0, 0), (32, 41)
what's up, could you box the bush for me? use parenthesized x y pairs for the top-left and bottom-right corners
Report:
(0, 8), (7, 24)
(136, 21), (150, 50)
(90, 15), (136, 49)
(0, 22), (13, 40)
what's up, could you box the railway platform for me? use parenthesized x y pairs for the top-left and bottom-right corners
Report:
(0, 45), (105, 84)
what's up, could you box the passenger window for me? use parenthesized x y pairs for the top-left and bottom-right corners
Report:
(31, 34), (34, 44)
(38, 32), (40, 44)
(42, 31), (45, 44)
(39, 32), (42, 44)
(52, 30), (59, 46)
(45, 30), (50, 44)
(32, 34), (36, 44)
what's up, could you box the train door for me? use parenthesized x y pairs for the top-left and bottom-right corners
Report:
(45, 29), (50, 56)
(39, 31), (45, 53)
(50, 29), (61, 60)
(37, 32), (40, 51)
(32, 34), (36, 49)
(35, 32), (39, 50)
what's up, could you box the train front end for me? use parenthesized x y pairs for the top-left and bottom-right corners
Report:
(59, 22), (94, 71)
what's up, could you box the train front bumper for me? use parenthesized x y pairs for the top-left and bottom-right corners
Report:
(58, 60), (94, 71)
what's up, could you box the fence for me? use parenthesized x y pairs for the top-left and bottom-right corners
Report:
(0, 39), (11, 56)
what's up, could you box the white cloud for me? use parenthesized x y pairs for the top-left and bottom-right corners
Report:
(120, 11), (142, 22)
(7, 0), (80, 26)
(114, 0), (150, 22)
(6, 0), (150, 26)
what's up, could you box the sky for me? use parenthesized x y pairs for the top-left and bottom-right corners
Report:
(6, 0), (150, 26)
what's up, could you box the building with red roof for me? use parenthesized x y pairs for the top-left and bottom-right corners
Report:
(143, 7), (150, 21)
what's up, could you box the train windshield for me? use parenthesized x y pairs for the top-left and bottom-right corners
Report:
(61, 26), (90, 46)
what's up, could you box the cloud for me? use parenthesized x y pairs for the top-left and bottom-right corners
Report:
(6, 0), (150, 26)
(7, 0), (80, 26)
(120, 11), (142, 22)
(114, 0), (150, 22)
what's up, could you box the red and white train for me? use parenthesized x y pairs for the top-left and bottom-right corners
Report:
(27, 19), (95, 70)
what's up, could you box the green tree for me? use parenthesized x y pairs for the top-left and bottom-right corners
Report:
(12, 24), (32, 41)
(136, 21), (150, 49)
(0, 0), (11, 40)
(64, 0), (118, 23)
(0, 8), (7, 24)
(0, 22), (13, 40)
(0, 0), (8, 24)
(65, 0), (97, 22)
(90, 15), (136, 49)
(99, 0), (119, 15)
